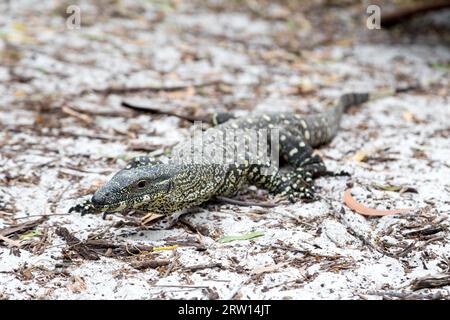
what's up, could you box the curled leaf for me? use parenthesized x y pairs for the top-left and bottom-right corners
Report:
(218, 231), (264, 243)
(343, 189), (413, 216)
(19, 230), (41, 240)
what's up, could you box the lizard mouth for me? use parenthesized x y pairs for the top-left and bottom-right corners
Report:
(92, 200), (127, 212)
(94, 196), (148, 213)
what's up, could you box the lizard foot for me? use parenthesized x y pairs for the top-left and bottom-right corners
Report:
(149, 207), (202, 230)
(69, 199), (99, 216)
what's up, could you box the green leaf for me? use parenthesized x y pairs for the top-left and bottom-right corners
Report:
(430, 62), (450, 70)
(19, 230), (41, 241)
(371, 183), (403, 192)
(371, 183), (418, 193)
(217, 231), (264, 244)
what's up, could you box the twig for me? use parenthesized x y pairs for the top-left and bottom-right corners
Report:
(229, 276), (251, 300)
(13, 213), (69, 220)
(0, 217), (47, 237)
(83, 239), (153, 256)
(33, 226), (48, 255)
(261, 243), (339, 259)
(121, 101), (211, 123)
(182, 262), (223, 272)
(63, 165), (114, 174)
(61, 106), (94, 124)
(216, 196), (278, 208)
(402, 225), (445, 237)
(0, 234), (22, 248)
(150, 284), (210, 289)
(164, 250), (179, 277)
(396, 241), (417, 258)
(95, 79), (224, 95)
(381, 0), (450, 27)
(131, 259), (170, 270)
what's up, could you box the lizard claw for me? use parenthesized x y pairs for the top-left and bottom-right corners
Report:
(101, 211), (114, 220)
(69, 199), (99, 216)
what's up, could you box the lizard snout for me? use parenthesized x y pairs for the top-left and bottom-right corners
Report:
(91, 190), (112, 206)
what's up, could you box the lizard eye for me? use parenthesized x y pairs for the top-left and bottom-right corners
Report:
(137, 180), (147, 189)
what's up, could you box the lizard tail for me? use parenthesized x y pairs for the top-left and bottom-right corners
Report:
(316, 85), (417, 146)
(337, 85), (418, 114)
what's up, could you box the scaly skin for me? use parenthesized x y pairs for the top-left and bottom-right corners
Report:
(69, 88), (406, 217)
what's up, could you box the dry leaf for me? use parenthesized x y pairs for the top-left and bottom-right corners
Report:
(68, 275), (87, 293)
(251, 262), (288, 275)
(297, 79), (317, 94)
(343, 189), (413, 216)
(403, 111), (416, 122)
(62, 106), (94, 124)
(0, 234), (22, 248)
(218, 231), (264, 243)
(353, 150), (368, 162)
(141, 213), (165, 225)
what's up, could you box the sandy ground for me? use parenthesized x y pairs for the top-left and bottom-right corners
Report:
(1, 1), (449, 300)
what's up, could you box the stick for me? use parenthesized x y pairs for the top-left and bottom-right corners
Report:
(94, 80), (224, 95)
(182, 262), (223, 272)
(216, 196), (278, 208)
(14, 213), (70, 220)
(381, 0), (450, 27)
(121, 101), (211, 123)
(131, 259), (170, 270)
(61, 106), (94, 124)
(150, 284), (210, 289)
(0, 234), (22, 248)
(0, 217), (46, 237)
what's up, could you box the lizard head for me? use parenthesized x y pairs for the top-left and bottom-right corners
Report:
(90, 157), (218, 214)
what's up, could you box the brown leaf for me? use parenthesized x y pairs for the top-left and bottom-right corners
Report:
(343, 189), (413, 216)
(251, 262), (288, 275)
